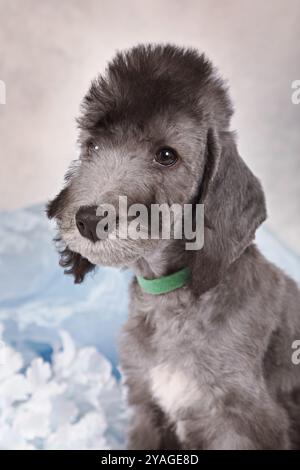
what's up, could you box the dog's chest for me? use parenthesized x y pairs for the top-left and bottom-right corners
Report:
(149, 363), (199, 415)
(128, 288), (222, 417)
(148, 361), (221, 429)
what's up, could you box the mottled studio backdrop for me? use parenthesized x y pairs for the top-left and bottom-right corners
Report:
(0, 0), (300, 450)
(0, 0), (299, 252)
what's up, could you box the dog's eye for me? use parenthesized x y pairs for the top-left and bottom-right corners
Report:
(154, 147), (178, 166)
(87, 141), (99, 156)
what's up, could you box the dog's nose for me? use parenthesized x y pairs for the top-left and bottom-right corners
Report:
(75, 205), (100, 243)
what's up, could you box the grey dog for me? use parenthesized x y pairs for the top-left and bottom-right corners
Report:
(47, 44), (300, 449)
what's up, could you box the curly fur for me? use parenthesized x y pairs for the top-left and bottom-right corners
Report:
(47, 44), (300, 449)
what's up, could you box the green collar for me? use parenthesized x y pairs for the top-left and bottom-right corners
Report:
(137, 267), (190, 295)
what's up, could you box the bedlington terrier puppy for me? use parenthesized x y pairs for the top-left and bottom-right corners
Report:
(47, 44), (300, 449)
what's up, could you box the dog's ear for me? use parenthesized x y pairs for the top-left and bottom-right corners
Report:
(190, 128), (266, 295)
(47, 192), (95, 283)
(58, 244), (95, 284)
(46, 188), (70, 220)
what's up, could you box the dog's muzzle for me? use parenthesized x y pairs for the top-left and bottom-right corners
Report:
(75, 205), (102, 243)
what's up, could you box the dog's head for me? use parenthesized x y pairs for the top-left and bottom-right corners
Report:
(47, 44), (266, 292)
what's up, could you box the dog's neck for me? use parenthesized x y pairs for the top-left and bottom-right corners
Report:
(131, 239), (190, 280)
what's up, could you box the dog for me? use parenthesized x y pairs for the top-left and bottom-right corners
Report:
(47, 44), (300, 449)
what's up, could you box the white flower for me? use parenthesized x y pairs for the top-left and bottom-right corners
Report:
(0, 325), (127, 449)
(0, 374), (30, 406)
(0, 346), (23, 380)
(26, 357), (52, 391)
(45, 412), (108, 450)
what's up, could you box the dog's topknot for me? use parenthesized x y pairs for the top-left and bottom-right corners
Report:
(77, 43), (233, 133)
